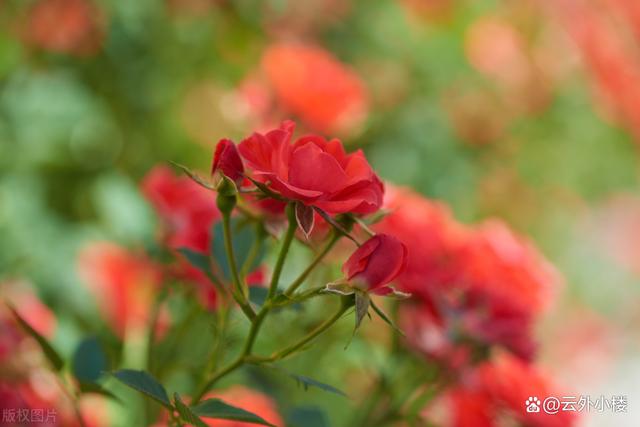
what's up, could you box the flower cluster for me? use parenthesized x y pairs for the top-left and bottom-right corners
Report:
(377, 186), (561, 366)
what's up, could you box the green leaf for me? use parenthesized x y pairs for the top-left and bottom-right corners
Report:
(78, 382), (121, 403)
(286, 406), (330, 427)
(178, 247), (214, 278)
(212, 218), (264, 280)
(288, 373), (347, 398)
(111, 369), (172, 409)
(72, 336), (108, 383)
(174, 393), (208, 427)
(7, 304), (64, 371)
(191, 398), (276, 426)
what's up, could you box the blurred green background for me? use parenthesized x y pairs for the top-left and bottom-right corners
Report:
(1, 0), (639, 426)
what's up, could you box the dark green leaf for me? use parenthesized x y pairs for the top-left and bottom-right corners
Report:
(192, 398), (276, 426)
(289, 373), (347, 398)
(111, 369), (172, 409)
(78, 382), (121, 403)
(7, 304), (64, 371)
(72, 337), (108, 383)
(178, 247), (213, 278)
(286, 406), (330, 427)
(174, 393), (208, 427)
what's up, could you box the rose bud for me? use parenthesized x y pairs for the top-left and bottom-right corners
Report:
(211, 138), (244, 184)
(341, 234), (409, 294)
(325, 234), (409, 330)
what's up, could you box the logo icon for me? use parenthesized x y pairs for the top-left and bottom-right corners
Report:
(525, 396), (541, 413)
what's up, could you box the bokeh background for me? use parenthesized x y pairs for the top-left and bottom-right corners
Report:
(1, 0), (640, 426)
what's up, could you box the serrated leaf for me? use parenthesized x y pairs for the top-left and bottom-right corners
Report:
(295, 202), (315, 239)
(8, 304), (64, 371)
(289, 373), (347, 398)
(174, 393), (208, 427)
(78, 382), (121, 403)
(192, 398), (276, 426)
(370, 300), (405, 337)
(354, 292), (370, 331)
(72, 337), (107, 383)
(111, 369), (172, 409)
(212, 218), (264, 280)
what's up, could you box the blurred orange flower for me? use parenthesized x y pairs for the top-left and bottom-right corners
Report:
(260, 43), (369, 136)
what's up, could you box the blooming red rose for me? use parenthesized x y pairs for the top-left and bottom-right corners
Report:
(238, 120), (384, 215)
(261, 43), (368, 135)
(341, 234), (408, 295)
(212, 138), (244, 184)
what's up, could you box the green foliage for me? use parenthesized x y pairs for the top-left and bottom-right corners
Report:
(8, 304), (64, 371)
(111, 370), (172, 409)
(191, 398), (276, 426)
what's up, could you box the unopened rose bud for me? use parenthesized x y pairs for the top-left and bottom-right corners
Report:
(216, 176), (237, 215)
(343, 234), (408, 295)
(212, 138), (244, 184)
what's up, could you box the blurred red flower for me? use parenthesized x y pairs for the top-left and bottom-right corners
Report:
(261, 43), (368, 135)
(547, 0), (640, 141)
(142, 165), (220, 253)
(378, 186), (561, 363)
(23, 0), (104, 57)
(441, 352), (578, 427)
(77, 242), (163, 338)
(238, 121), (384, 215)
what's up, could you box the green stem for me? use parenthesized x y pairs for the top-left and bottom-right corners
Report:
(267, 203), (297, 299)
(270, 302), (348, 360)
(193, 301), (347, 402)
(221, 212), (256, 320)
(284, 231), (340, 296)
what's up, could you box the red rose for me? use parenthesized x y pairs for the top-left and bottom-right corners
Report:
(212, 138), (244, 184)
(342, 234), (407, 295)
(238, 121), (384, 215)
